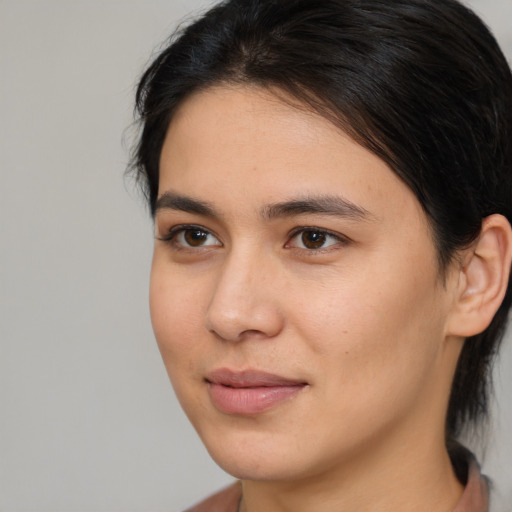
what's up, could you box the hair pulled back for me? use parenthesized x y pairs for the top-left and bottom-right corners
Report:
(131, 0), (512, 440)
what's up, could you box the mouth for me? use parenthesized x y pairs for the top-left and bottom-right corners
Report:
(205, 369), (308, 415)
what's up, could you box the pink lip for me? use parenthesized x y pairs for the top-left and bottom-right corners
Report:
(206, 369), (308, 415)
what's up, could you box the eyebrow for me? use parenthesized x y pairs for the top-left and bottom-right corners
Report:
(261, 195), (373, 221)
(154, 191), (373, 222)
(154, 192), (218, 217)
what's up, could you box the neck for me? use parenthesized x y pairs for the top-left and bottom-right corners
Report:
(239, 426), (464, 512)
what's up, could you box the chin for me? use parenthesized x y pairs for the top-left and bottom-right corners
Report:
(209, 451), (299, 482)
(197, 426), (327, 482)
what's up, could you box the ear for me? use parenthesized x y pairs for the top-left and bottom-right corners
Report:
(447, 214), (512, 338)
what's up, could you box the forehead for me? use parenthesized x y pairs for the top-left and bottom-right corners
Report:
(160, 85), (427, 228)
(163, 85), (345, 170)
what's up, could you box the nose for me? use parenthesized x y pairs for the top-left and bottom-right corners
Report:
(204, 249), (285, 342)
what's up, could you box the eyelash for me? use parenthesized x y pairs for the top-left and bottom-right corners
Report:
(157, 225), (348, 252)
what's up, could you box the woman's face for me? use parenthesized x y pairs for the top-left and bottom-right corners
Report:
(150, 85), (461, 481)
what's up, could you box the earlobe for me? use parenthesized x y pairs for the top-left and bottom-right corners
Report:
(447, 214), (512, 338)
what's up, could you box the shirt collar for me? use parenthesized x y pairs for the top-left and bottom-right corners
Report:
(451, 443), (489, 512)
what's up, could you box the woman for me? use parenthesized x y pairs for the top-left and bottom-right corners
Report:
(130, 0), (512, 510)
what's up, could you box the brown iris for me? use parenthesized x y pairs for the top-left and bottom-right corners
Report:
(184, 229), (209, 247)
(301, 230), (327, 249)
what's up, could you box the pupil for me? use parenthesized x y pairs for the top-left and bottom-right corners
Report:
(185, 229), (207, 246)
(302, 231), (326, 249)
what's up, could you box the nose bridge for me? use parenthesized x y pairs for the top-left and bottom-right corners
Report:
(205, 244), (283, 341)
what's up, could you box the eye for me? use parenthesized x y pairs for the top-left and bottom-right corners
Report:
(287, 228), (344, 250)
(160, 226), (221, 248)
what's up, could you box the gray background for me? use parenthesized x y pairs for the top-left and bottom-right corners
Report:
(0, 1), (510, 511)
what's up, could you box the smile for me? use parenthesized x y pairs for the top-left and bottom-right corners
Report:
(205, 369), (308, 415)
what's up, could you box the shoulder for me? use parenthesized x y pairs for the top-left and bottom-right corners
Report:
(183, 482), (242, 512)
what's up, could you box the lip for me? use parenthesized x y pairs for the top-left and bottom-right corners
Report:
(205, 368), (308, 415)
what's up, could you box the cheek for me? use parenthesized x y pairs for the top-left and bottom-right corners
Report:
(149, 263), (206, 375)
(292, 254), (446, 403)
(149, 266), (213, 426)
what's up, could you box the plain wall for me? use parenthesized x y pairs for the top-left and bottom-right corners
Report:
(0, 1), (510, 511)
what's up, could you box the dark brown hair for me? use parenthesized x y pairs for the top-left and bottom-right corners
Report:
(130, 0), (512, 439)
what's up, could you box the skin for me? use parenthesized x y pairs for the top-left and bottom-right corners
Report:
(150, 85), (469, 512)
